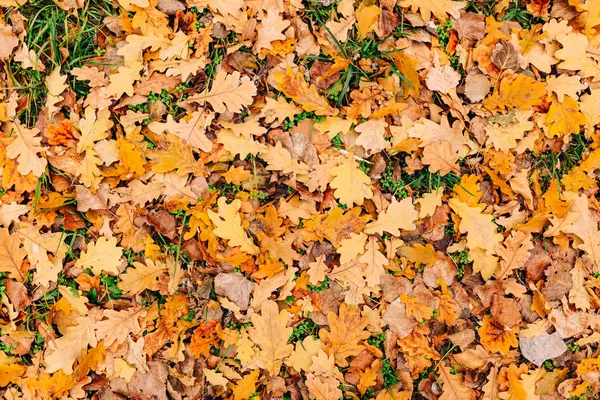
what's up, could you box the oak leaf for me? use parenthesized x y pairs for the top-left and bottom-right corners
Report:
(273, 69), (337, 116)
(398, 0), (465, 21)
(494, 231), (533, 280)
(248, 300), (293, 375)
(95, 308), (145, 347)
(319, 304), (370, 366)
(5, 122), (48, 177)
(208, 197), (258, 255)
(188, 70), (256, 114)
(422, 141), (460, 176)
(365, 197), (418, 236)
(75, 236), (123, 276)
(438, 364), (477, 400)
(0, 228), (26, 281)
(329, 156), (373, 207)
(44, 311), (102, 374)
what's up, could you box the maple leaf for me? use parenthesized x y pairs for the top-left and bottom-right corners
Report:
(273, 69), (338, 116)
(188, 70), (257, 113)
(75, 236), (123, 276)
(5, 122), (48, 177)
(329, 156), (373, 207)
(319, 304), (370, 366)
(248, 300), (293, 376)
(207, 198), (258, 254)
(0, 228), (26, 281)
(365, 197), (418, 236)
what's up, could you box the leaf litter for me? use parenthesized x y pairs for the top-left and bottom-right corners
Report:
(1, 0), (600, 399)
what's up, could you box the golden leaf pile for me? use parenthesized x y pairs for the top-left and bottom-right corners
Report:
(2, 0), (600, 399)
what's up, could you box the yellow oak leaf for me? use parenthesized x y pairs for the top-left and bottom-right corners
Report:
(189, 70), (257, 114)
(337, 232), (367, 264)
(569, 260), (591, 311)
(207, 198), (258, 254)
(273, 68), (338, 116)
(422, 141), (461, 176)
(308, 255), (328, 285)
(449, 198), (503, 254)
(116, 136), (146, 176)
(285, 336), (323, 372)
(545, 74), (586, 102)
(44, 310), (102, 374)
(329, 156), (373, 207)
(248, 300), (293, 376)
(203, 368), (229, 388)
(5, 122), (47, 177)
(106, 66), (140, 98)
(494, 231), (533, 280)
(484, 74), (546, 111)
(400, 243), (439, 267)
(358, 360), (381, 394)
(365, 197), (418, 236)
(118, 259), (165, 296)
(260, 142), (311, 176)
(555, 33), (600, 79)
(355, 4), (380, 40)
(579, 89), (600, 136)
(306, 374), (342, 400)
(75, 236), (123, 276)
(0, 228), (27, 281)
(438, 364), (477, 400)
(46, 67), (68, 117)
(217, 129), (268, 159)
(398, 0), (465, 21)
(358, 236), (388, 286)
(400, 294), (433, 322)
(95, 307), (145, 347)
(355, 118), (388, 155)
(254, 11), (290, 52)
(0, 363), (26, 386)
(222, 166), (253, 185)
(545, 95), (587, 138)
(77, 107), (113, 153)
(231, 369), (260, 400)
(147, 111), (214, 152)
(319, 303), (370, 366)
(478, 315), (518, 355)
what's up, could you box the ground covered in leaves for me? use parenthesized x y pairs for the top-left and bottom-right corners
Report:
(1, 0), (600, 399)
